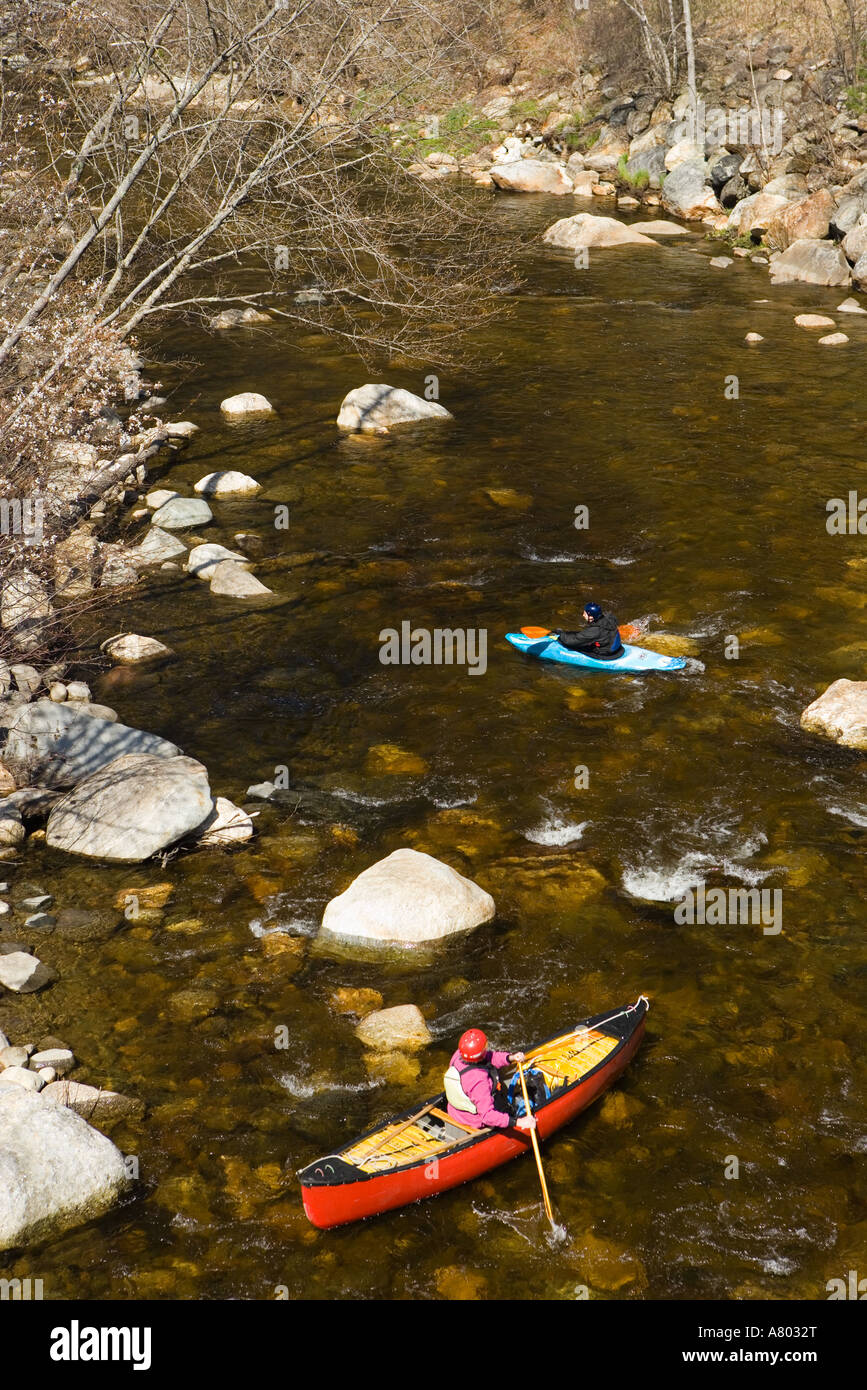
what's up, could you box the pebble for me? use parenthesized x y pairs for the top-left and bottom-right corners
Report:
(66, 682), (91, 702)
(709, 256), (733, 268)
(745, 332), (764, 343)
(19, 895), (52, 911)
(49, 682), (68, 702)
(819, 332), (849, 345)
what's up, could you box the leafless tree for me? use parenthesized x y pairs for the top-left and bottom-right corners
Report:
(0, 0), (511, 662)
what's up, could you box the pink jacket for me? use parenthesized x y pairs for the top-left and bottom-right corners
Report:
(446, 1049), (511, 1129)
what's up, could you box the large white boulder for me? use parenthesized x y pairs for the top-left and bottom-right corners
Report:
(0, 1086), (129, 1250)
(150, 496), (212, 530)
(2, 699), (180, 789)
(185, 544), (252, 579)
(770, 239), (852, 287)
(208, 561), (273, 597)
(220, 392), (274, 416)
(46, 753), (213, 862)
(337, 385), (452, 433)
(102, 633), (173, 664)
(320, 847), (495, 945)
(661, 160), (720, 220)
(489, 160), (573, 195)
(194, 471), (261, 497)
(542, 213), (656, 250)
(801, 679), (867, 749)
(727, 191), (791, 237)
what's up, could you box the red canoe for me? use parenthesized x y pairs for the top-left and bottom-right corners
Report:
(298, 995), (649, 1229)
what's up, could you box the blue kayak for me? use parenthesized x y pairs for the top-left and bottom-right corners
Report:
(505, 631), (687, 673)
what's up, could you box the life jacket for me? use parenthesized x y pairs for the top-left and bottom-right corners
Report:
(443, 1055), (502, 1115)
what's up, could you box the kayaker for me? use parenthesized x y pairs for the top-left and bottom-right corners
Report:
(556, 601), (623, 660)
(444, 1029), (537, 1132)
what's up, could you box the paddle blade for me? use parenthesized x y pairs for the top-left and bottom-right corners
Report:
(521, 622), (640, 642)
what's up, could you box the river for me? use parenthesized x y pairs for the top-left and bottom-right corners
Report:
(4, 191), (866, 1300)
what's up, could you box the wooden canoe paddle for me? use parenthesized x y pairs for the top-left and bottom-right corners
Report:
(515, 1057), (556, 1230)
(520, 623), (640, 642)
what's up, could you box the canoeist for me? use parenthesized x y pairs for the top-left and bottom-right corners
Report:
(556, 601), (623, 660)
(444, 1029), (536, 1131)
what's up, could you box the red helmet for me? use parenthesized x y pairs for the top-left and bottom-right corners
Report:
(459, 1028), (488, 1062)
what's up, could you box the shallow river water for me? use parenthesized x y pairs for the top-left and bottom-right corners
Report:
(3, 192), (867, 1300)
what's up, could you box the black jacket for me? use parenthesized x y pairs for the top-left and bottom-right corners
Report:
(558, 612), (622, 658)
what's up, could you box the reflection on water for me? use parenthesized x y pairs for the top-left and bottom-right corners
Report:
(3, 194), (867, 1300)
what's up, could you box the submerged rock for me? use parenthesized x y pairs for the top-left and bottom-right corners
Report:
(41, 1080), (142, 1124)
(0, 1086), (129, 1249)
(320, 847), (495, 945)
(337, 384), (452, 432)
(210, 307), (271, 328)
(356, 1003), (432, 1051)
(801, 679), (867, 749)
(330, 986), (383, 1017)
(46, 753), (213, 862)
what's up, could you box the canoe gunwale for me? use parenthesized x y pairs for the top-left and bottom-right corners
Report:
(297, 997), (648, 1191)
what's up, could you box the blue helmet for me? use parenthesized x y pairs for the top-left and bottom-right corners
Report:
(583, 601), (603, 621)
